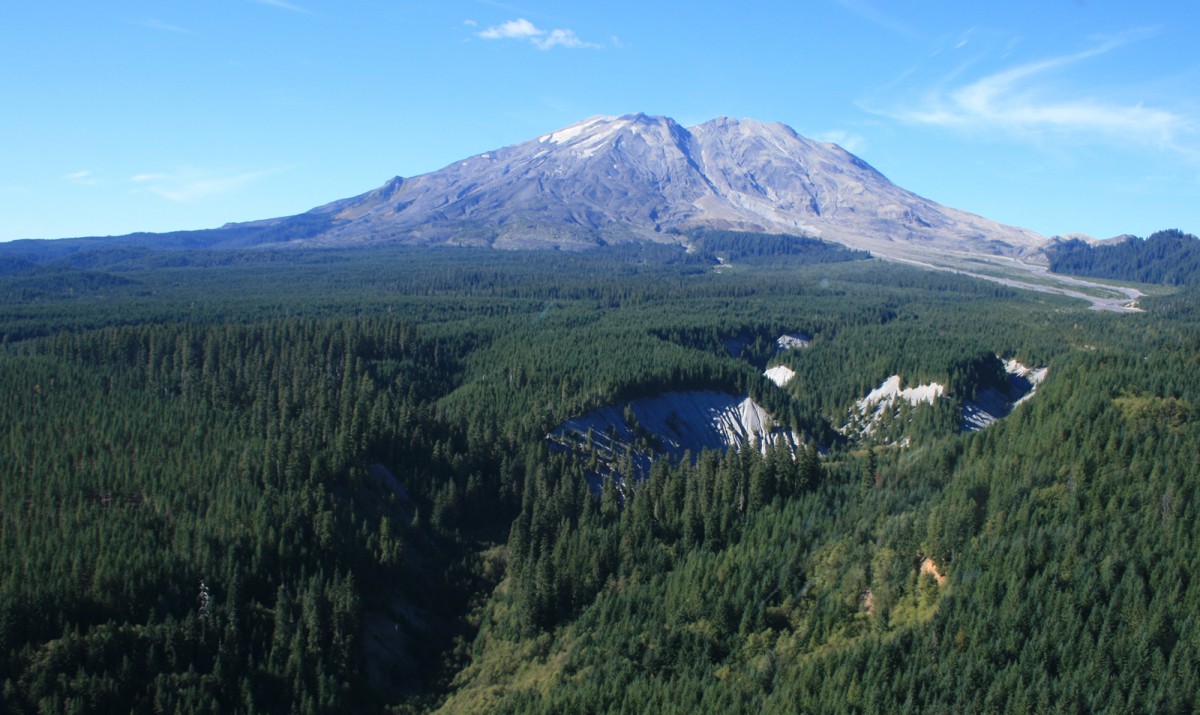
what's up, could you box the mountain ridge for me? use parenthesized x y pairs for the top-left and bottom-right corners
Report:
(1, 113), (1047, 261)
(297, 113), (1045, 256)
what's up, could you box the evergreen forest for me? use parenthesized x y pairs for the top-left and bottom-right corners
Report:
(1047, 228), (1200, 286)
(2, 236), (1199, 713)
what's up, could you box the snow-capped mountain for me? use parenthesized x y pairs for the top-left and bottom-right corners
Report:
(1, 113), (1047, 260)
(298, 113), (1045, 255)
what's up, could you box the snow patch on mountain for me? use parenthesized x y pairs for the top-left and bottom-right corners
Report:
(539, 114), (661, 159)
(539, 116), (613, 145)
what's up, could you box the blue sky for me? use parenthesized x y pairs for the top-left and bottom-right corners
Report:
(2, 0), (1197, 241)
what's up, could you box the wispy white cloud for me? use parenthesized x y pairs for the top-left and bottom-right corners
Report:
(836, 0), (917, 38)
(250, 0), (312, 15)
(815, 130), (867, 154)
(65, 170), (100, 186)
(537, 28), (595, 50)
(872, 31), (1194, 153)
(134, 18), (197, 35)
(131, 167), (286, 203)
(479, 18), (541, 41)
(477, 17), (601, 50)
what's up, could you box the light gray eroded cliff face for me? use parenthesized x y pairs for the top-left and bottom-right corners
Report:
(549, 390), (800, 486)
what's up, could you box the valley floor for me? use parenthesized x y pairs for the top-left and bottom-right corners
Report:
(870, 247), (1145, 312)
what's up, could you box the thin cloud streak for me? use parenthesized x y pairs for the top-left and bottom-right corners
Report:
(836, 0), (917, 39)
(250, 0), (313, 15)
(815, 130), (867, 154)
(873, 31), (1193, 153)
(66, 170), (100, 186)
(131, 168), (287, 203)
(134, 18), (198, 35)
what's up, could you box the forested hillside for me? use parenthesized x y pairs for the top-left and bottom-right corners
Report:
(1, 240), (1196, 713)
(1047, 229), (1200, 285)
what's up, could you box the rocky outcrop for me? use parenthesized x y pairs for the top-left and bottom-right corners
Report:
(961, 359), (1048, 431)
(549, 390), (799, 483)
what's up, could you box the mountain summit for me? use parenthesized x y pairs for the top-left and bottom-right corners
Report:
(298, 113), (1044, 256)
(3, 114), (1045, 260)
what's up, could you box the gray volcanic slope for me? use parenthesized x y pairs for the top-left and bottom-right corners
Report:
(291, 113), (1045, 256)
